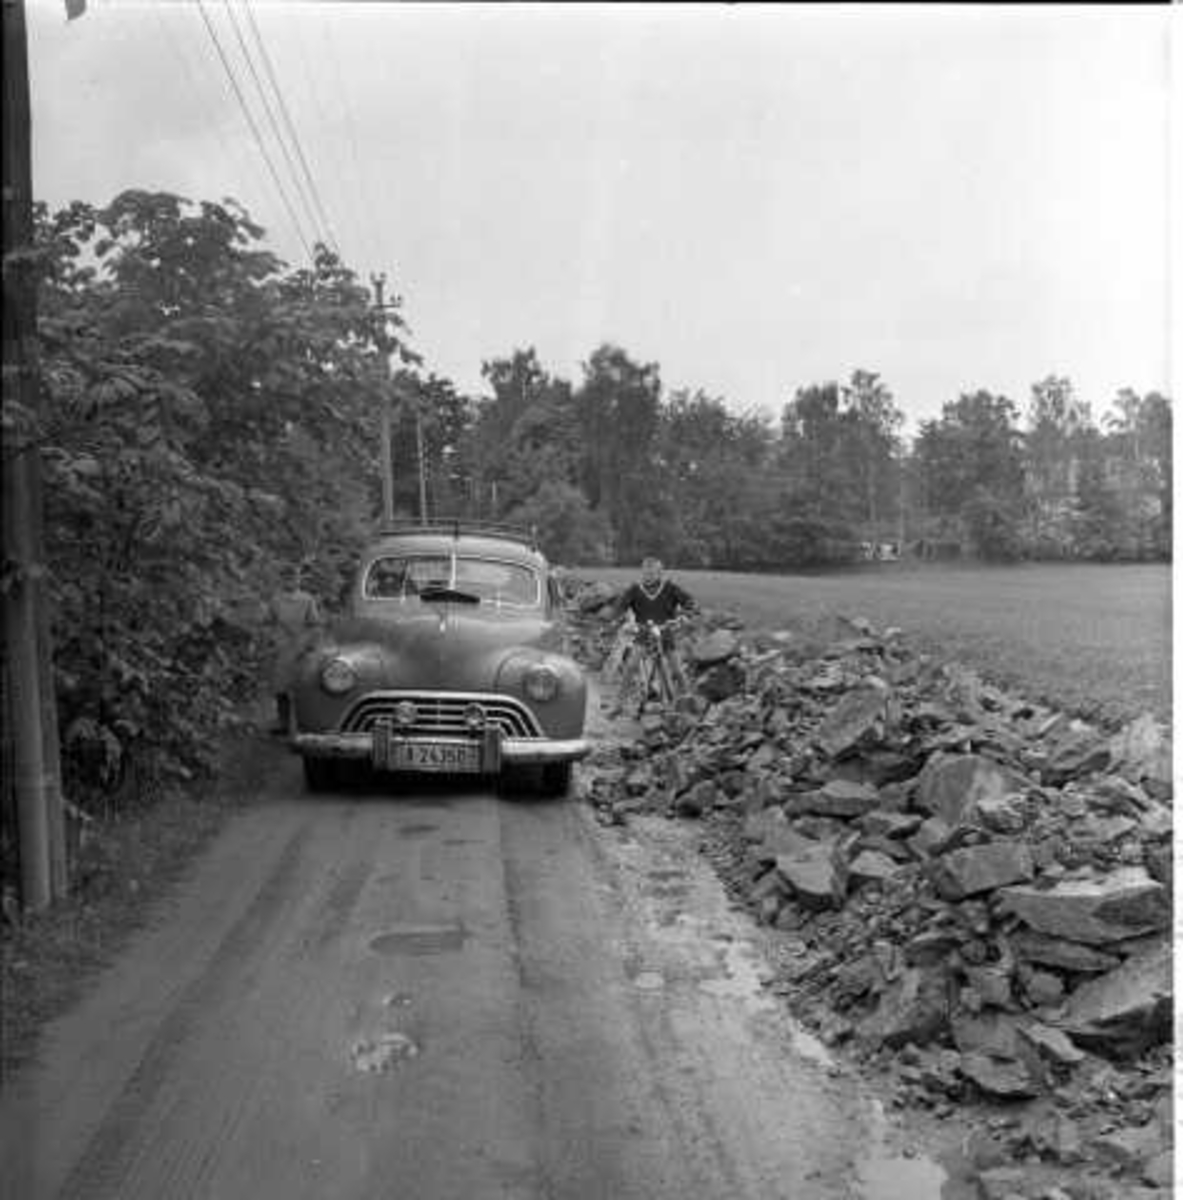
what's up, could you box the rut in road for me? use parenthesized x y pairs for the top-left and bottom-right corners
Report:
(57, 821), (314, 1200)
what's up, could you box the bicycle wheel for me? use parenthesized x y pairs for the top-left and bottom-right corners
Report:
(652, 650), (677, 706)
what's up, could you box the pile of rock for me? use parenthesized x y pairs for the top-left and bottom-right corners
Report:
(577, 606), (1174, 1197)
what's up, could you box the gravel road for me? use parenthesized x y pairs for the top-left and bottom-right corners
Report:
(0, 725), (964, 1200)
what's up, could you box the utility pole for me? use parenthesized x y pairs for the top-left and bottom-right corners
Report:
(897, 446), (907, 554)
(3, 0), (67, 907)
(415, 405), (427, 525)
(370, 274), (395, 525)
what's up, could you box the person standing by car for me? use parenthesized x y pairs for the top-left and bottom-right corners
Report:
(268, 561), (322, 734)
(605, 556), (697, 707)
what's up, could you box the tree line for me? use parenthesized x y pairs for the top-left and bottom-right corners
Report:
(1, 191), (1172, 816)
(412, 354), (1171, 570)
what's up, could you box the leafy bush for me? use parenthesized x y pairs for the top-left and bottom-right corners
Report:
(12, 191), (410, 810)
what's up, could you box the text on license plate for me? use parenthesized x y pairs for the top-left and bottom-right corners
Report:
(375, 736), (482, 773)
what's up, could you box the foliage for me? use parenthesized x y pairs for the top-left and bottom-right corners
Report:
(778, 371), (904, 542)
(1070, 457), (1134, 561)
(18, 190), (409, 807)
(574, 344), (663, 562)
(503, 480), (614, 565)
(915, 390), (1025, 520)
(960, 487), (1024, 561)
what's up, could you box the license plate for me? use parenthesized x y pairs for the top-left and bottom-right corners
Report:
(374, 731), (482, 773)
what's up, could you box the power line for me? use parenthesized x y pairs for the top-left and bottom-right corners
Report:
(221, 0), (326, 253)
(194, 0), (314, 262)
(289, 7), (364, 265)
(153, 3), (267, 212)
(320, 8), (391, 274)
(241, 0), (341, 259)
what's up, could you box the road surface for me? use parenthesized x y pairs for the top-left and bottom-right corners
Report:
(0, 747), (952, 1200)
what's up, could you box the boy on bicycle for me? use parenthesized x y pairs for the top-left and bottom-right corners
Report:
(605, 557), (697, 709)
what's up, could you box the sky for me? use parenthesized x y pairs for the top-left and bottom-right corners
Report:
(25, 1), (1178, 436)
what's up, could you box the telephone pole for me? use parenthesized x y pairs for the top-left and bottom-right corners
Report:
(371, 274), (395, 525)
(4, 0), (67, 907)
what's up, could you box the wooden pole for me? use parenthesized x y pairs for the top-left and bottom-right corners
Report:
(3, 0), (63, 909)
(370, 274), (394, 525)
(415, 408), (427, 524)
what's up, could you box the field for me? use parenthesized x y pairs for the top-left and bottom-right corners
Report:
(585, 563), (1171, 728)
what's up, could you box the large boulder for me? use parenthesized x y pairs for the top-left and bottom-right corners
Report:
(913, 753), (1029, 828)
(745, 810), (823, 864)
(960, 1050), (1042, 1099)
(688, 628), (741, 667)
(859, 966), (950, 1049)
(930, 841), (1035, 900)
(813, 677), (892, 759)
(1059, 940), (1172, 1058)
(697, 660), (746, 703)
(857, 810), (923, 840)
(1041, 721), (1112, 784)
(997, 868), (1169, 945)
(1008, 930), (1122, 975)
(1107, 713), (1172, 791)
(775, 843), (847, 910)
(577, 580), (619, 613)
(848, 849), (901, 888)
(783, 779), (880, 819)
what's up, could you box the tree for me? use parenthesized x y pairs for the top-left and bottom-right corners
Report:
(841, 369), (904, 544)
(24, 190), (406, 801)
(503, 480), (614, 565)
(915, 390), (1024, 518)
(1071, 455), (1131, 561)
(468, 348), (580, 517)
(657, 390), (776, 567)
(1023, 375), (1093, 553)
(777, 382), (859, 523)
(575, 344), (662, 561)
(1103, 389), (1172, 559)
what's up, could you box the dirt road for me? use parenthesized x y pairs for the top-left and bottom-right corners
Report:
(0, 748), (956, 1200)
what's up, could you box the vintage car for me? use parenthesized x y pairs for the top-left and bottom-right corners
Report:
(287, 520), (589, 795)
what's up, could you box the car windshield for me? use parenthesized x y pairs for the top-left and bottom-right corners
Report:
(364, 554), (541, 608)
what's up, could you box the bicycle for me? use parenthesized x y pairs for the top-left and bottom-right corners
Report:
(613, 617), (692, 716)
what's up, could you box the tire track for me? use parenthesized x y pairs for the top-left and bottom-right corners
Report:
(57, 822), (312, 1200)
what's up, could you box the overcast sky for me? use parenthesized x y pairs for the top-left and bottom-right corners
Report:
(26, 2), (1176, 434)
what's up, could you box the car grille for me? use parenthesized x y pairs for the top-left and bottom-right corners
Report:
(340, 691), (542, 738)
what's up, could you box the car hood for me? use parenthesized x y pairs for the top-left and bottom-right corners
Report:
(324, 604), (563, 690)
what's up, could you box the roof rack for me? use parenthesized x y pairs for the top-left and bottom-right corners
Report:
(377, 517), (539, 550)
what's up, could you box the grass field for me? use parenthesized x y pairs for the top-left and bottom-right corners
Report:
(585, 563), (1171, 728)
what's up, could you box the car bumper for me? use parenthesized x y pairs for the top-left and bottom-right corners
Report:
(291, 731), (591, 766)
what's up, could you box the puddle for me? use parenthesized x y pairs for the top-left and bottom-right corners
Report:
(369, 924), (468, 956)
(695, 940), (777, 1011)
(787, 1023), (835, 1068)
(398, 823), (439, 838)
(649, 883), (691, 899)
(856, 1098), (949, 1200)
(350, 1031), (420, 1073)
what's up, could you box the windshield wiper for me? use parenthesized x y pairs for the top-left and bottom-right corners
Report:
(419, 585), (482, 605)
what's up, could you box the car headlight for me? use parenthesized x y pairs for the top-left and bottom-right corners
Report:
(320, 658), (357, 695)
(523, 664), (560, 702)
